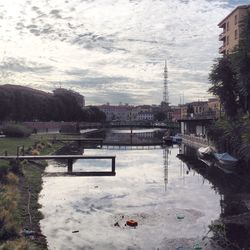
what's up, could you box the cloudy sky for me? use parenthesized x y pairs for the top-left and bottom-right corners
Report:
(0, 0), (249, 105)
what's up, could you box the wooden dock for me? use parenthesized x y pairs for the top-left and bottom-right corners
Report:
(0, 155), (116, 176)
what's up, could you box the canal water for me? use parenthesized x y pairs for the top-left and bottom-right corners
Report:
(39, 129), (249, 250)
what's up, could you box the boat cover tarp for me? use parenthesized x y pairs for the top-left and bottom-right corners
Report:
(198, 147), (214, 155)
(214, 153), (238, 162)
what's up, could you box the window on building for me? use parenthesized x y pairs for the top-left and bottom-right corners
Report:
(227, 21), (229, 31)
(235, 29), (238, 40)
(227, 35), (229, 45)
(235, 15), (238, 25)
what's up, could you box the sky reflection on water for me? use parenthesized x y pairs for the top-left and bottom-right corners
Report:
(40, 146), (221, 250)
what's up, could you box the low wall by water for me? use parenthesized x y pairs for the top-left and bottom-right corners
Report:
(180, 134), (213, 149)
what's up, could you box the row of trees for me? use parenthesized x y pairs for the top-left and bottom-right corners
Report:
(0, 85), (106, 122)
(208, 12), (250, 166)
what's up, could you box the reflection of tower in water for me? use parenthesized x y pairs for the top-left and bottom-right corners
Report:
(163, 147), (169, 191)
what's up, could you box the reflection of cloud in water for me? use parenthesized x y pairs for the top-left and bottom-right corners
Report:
(71, 193), (129, 214)
(40, 148), (221, 250)
(45, 158), (113, 173)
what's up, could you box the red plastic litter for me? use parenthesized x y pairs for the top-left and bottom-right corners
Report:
(126, 220), (138, 227)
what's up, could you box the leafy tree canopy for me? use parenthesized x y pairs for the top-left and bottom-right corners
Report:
(0, 85), (106, 122)
(209, 11), (250, 117)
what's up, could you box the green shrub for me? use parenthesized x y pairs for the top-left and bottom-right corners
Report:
(0, 163), (9, 180)
(31, 149), (40, 155)
(0, 239), (35, 250)
(21, 159), (28, 166)
(36, 143), (44, 150)
(9, 160), (22, 175)
(6, 173), (19, 185)
(0, 215), (19, 240)
(2, 124), (31, 138)
(0, 186), (20, 240)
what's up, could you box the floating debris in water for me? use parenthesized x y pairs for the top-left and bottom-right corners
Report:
(193, 243), (202, 250)
(126, 220), (138, 227)
(176, 214), (185, 220)
(176, 246), (185, 250)
(22, 229), (35, 236)
(114, 222), (120, 227)
(21, 228), (45, 237)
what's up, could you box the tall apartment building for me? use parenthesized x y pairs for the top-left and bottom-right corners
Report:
(218, 5), (250, 54)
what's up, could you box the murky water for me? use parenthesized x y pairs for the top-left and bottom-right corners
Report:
(40, 144), (223, 250)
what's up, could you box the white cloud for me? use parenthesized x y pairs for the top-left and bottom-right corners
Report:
(0, 0), (246, 104)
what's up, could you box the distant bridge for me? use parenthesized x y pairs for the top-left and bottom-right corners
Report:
(51, 137), (165, 148)
(52, 137), (104, 147)
(103, 123), (179, 129)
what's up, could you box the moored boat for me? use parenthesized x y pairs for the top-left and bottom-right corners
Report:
(197, 147), (215, 167)
(170, 135), (182, 144)
(198, 157), (215, 167)
(197, 146), (214, 158)
(163, 131), (172, 144)
(213, 152), (238, 173)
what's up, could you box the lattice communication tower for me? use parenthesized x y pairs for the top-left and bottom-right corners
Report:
(163, 60), (169, 104)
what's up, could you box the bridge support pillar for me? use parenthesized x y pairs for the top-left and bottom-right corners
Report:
(112, 157), (116, 174)
(68, 159), (73, 172)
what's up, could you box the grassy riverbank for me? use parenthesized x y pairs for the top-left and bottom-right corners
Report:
(0, 134), (67, 250)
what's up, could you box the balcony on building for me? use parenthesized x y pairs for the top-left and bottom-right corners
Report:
(219, 45), (226, 54)
(219, 31), (226, 41)
(218, 21), (226, 29)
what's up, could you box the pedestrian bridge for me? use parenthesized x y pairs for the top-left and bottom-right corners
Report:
(0, 155), (116, 177)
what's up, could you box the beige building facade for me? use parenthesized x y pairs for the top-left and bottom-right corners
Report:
(180, 104), (188, 119)
(191, 101), (209, 116)
(218, 5), (250, 54)
(208, 98), (223, 118)
(98, 104), (155, 122)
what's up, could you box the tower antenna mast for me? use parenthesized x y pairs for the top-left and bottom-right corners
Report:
(163, 60), (169, 104)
